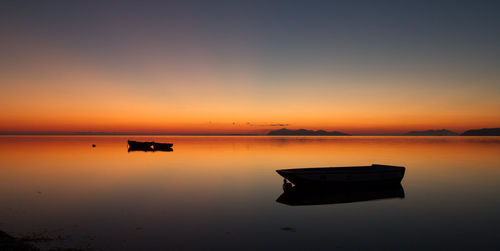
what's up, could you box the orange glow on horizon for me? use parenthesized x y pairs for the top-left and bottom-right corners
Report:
(1, 33), (499, 135)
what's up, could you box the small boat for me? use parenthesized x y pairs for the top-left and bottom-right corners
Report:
(276, 164), (405, 187)
(128, 140), (173, 152)
(153, 142), (173, 150)
(276, 183), (405, 206)
(128, 140), (154, 148)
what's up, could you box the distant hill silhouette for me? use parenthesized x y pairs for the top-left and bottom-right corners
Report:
(404, 129), (458, 136)
(268, 128), (350, 136)
(461, 128), (500, 136)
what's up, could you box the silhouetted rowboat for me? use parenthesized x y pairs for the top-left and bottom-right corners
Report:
(128, 140), (154, 148)
(128, 140), (173, 152)
(276, 164), (405, 187)
(153, 142), (173, 150)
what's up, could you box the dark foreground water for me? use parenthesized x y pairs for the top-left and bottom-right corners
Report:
(0, 136), (499, 250)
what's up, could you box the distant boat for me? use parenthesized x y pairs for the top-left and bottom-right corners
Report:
(276, 164), (405, 187)
(276, 183), (405, 206)
(128, 140), (154, 148)
(153, 142), (174, 150)
(128, 140), (173, 152)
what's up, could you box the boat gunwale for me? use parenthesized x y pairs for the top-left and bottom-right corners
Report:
(276, 164), (405, 174)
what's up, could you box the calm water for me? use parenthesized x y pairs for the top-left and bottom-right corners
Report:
(1, 136), (500, 250)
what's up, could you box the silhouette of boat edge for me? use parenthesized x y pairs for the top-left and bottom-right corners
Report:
(277, 164), (405, 187)
(128, 140), (173, 152)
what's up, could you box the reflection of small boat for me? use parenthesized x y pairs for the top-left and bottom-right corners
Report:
(152, 147), (173, 152)
(277, 184), (405, 206)
(128, 146), (154, 152)
(276, 164), (405, 187)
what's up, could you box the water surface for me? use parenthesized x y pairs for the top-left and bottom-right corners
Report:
(1, 136), (499, 250)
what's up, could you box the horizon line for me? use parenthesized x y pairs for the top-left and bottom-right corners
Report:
(0, 132), (478, 137)
(0, 127), (497, 136)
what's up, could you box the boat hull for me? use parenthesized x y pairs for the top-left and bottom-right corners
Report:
(276, 164), (405, 187)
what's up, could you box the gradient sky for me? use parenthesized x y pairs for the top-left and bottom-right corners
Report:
(1, 0), (499, 134)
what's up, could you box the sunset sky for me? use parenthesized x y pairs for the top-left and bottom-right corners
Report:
(1, 1), (499, 134)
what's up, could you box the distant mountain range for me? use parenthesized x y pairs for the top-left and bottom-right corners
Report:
(267, 128), (350, 136)
(403, 129), (458, 136)
(2, 128), (500, 136)
(461, 128), (500, 136)
(268, 128), (500, 136)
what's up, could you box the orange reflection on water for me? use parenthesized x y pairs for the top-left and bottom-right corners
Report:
(1, 136), (499, 192)
(1, 135), (500, 245)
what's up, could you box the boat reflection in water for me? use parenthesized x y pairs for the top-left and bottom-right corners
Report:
(277, 182), (405, 206)
(128, 146), (173, 152)
(275, 164), (405, 205)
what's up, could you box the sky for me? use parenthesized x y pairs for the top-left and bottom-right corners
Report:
(1, 0), (499, 135)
